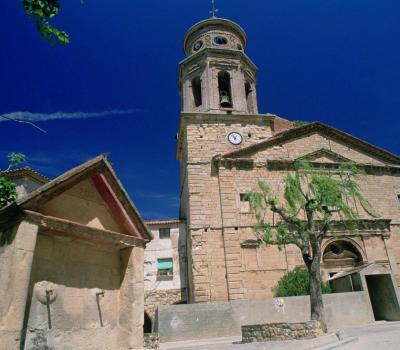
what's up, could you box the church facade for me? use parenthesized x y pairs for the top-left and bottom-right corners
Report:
(176, 18), (400, 303)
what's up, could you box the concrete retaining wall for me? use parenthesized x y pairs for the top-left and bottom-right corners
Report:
(157, 292), (375, 343)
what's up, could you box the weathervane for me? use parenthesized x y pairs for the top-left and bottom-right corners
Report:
(210, 0), (219, 18)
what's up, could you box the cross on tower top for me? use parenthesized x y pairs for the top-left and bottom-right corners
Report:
(209, 0), (219, 18)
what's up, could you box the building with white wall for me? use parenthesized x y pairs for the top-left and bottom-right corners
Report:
(143, 220), (187, 332)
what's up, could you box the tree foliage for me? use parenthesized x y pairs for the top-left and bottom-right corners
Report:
(0, 152), (27, 209)
(22, 0), (72, 44)
(0, 178), (17, 209)
(246, 160), (374, 325)
(292, 120), (310, 127)
(7, 153), (26, 170)
(247, 161), (374, 252)
(273, 267), (331, 297)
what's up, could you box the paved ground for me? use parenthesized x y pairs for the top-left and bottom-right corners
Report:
(332, 322), (400, 350)
(160, 322), (400, 350)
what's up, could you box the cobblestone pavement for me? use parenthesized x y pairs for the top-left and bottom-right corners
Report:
(161, 322), (400, 350)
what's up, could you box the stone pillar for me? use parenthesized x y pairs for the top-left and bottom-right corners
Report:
(118, 246), (144, 349)
(0, 220), (39, 350)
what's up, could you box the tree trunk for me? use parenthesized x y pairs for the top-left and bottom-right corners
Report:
(304, 206), (327, 332)
(307, 248), (327, 332)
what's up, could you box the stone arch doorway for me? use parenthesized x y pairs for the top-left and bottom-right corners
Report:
(143, 311), (153, 334)
(322, 239), (365, 278)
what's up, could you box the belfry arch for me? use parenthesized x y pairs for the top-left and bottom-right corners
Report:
(218, 71), (233, 108)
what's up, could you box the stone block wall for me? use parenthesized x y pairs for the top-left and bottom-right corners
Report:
(180, 115), (400, 302)
(242, 321), (324, 343)
(178, 106), (400, 305)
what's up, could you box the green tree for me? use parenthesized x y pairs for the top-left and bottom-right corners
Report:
(273, 267), (331, 297)
(22, 0), (74, 44)
(246, 160), (374, 329)
(0, 153), (26, 208)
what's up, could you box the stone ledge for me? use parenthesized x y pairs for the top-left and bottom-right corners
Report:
(242, 320), (324, 343)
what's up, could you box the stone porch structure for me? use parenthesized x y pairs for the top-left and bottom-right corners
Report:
(0, 155), (152, 350)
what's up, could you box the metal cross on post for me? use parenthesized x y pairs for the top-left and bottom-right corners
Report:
(210, 0), (219, 18)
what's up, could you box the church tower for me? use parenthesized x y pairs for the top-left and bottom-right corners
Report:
(177, 15), (400, 306)
(179, 18), (258, 114)
(177, 17), (277, 303)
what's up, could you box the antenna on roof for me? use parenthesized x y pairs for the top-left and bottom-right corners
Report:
(210, 0), (219, 18)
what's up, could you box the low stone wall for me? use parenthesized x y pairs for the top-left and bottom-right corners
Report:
(157, 292), (375, 343)
(144, 333), (159, 349)
(242, 321), (324, 343)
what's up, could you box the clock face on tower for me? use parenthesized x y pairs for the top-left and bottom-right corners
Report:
(228, 132), (243, 145)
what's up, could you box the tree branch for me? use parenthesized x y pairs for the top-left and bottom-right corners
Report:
(1, 115), (47, 133)
(270, 202), (301, 228)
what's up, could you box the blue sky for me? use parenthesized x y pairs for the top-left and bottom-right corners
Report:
(1, 0), (399, 219)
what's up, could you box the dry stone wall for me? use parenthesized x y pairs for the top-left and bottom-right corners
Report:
(145, 289), (185, 320)
(242, 321), (324, 342)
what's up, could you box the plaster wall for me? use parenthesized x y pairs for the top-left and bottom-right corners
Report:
(24, 234), (122, 349)
(157, 292), (374, 343)
(144, 222), (187, 319)
(0, 221), (39, 350)
(40, 178), (124, 233)
(144, 222), (186, 291)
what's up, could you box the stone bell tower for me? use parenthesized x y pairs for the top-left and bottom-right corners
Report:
(179, 18), (258, 114)
(177, 17), (275, 303)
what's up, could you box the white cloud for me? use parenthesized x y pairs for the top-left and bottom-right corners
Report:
(0, 109), (142, 122)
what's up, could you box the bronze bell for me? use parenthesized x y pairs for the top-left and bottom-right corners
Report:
(220, 91), (232, 107)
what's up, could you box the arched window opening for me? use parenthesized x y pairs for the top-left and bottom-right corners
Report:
(323, 240), (363, 268)
(143, 312), (153, 333)
(191, 77), (202, 107)
(218, 71), (233, 108)
(245, 81), (254, 113)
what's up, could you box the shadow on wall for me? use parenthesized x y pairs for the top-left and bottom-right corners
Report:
(22, 234), (132, 349)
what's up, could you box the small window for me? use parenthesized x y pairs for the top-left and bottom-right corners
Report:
(397, 194), (400, 207)
(239, 193), (250, 213)
(191, 77), (202, 107)
(240, 193), (249, 201)
(214, 36), (228, 45)
(245, 81), (255, 113)
(159, 228), (171, 239)
(157, 258), (173, 281)
(193, 40), (203, 51)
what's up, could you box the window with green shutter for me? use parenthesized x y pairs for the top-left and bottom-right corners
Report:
(157, 258), (173, 281)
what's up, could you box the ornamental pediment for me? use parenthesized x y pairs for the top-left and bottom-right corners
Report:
(296, 149), (352, 164)
(221, 122), (400, 167)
